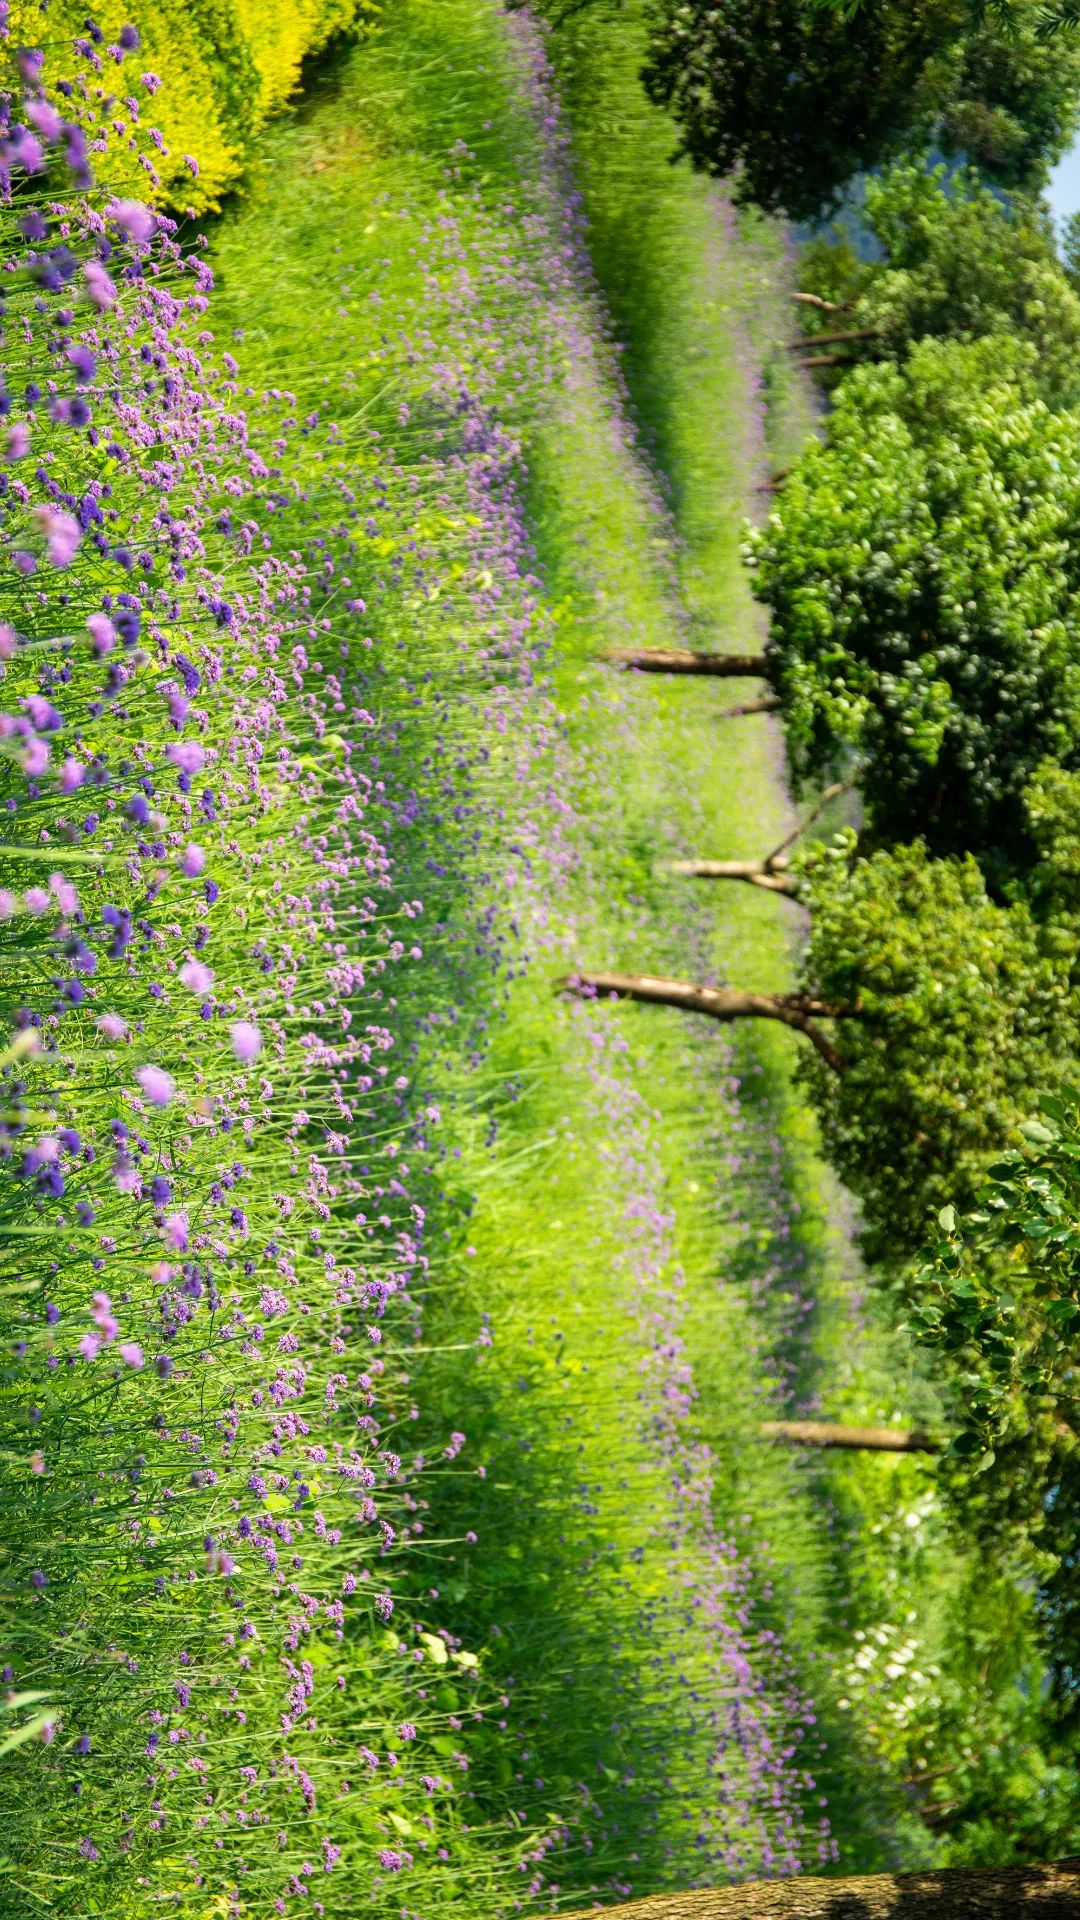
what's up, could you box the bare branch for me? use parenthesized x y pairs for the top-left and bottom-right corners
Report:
(763, 778), (853, 867)
(791, 290), (847, 313)
(716, 696), (782, 717)
(662, 784), (852, 899)
(790, 326), (882, 351)
(754, 468), (791, 495)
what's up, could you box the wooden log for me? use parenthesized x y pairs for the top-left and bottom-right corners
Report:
(760, 1420), (939, 1453)
(560, 1860), (1080, 1918)
(601, 649), (768, 677)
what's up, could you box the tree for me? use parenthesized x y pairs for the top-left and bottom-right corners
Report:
(642, 0), (966, 223)
(796, 164), (1080, 408)
(916, 1085), (1080, 1719)
(642, 0), (1080, 221)
(746, 338), (1080, 881)
(568, 837), (1075, 1263)
(938, 8), (1080, 189)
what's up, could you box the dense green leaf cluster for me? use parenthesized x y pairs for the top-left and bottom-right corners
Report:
(800, 164), (1080, 408)
(642, 0), (1080, 220)
(749, 339), (1080, 876)
(918, 1090), (1080, 1718)
(792, 841), (1070, 1262)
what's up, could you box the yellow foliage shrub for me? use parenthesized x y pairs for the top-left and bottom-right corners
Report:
(5, 0), (377, 210)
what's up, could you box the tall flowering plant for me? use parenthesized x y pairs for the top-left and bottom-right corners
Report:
(0, 43), (524, 1919)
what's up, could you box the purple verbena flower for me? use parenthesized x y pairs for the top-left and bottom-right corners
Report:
(106, 197), (154, 245)
(230, 1021), (261, 1063)
(136, 1065), (175, 1108)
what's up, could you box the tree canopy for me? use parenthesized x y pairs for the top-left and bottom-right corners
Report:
(788, 838), (1071, 1263)
(574, 820), (1080, 1265)
(798, 163), (1080, 407)
(916, 1086), (1080, 1722)
(642, 0), (1080, 220)
(747, 338), (1080, 876)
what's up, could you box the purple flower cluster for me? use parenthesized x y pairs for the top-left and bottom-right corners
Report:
(0, 43), (549, 1915)
(0, 8), (847, 1913)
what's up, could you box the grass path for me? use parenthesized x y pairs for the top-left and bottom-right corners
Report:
(207, 0), (973, 1902)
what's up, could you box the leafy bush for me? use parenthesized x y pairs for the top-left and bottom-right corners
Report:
(791, 840), (1070, 1262)
(748, 338), (1080, 879)
(5, 1), (373, 210)
(798, 163), (1080, 408)
(917, 1087), (1080, 1728)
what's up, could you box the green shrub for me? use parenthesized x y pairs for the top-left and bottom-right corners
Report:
(7, 0), (376, 209)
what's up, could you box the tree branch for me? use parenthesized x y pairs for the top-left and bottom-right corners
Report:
(787, 288), (845, 311)
(601, 649), (769, 676)
(790, 326), (882, 351)
(763, 779), (853, 867)
(661, 784), (851, 897)
(558, 971), (853, 1074)
(791, 291), (847, 313)
(760, 1420), (939, 1453)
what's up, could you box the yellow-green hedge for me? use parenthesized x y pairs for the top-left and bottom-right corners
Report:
(9, 0), (378, 210)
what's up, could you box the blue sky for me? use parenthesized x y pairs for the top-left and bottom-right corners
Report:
(1048, 141), (1080, 229)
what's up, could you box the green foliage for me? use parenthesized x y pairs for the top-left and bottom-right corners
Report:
(822, 1545), (1080, 1861)
(748, 338), (1080, 875)
(886, 1567), (1080, 1862)
(794, 840), (1071, 1262)
(915, 1099), (1080, 1478)
(6, 0), (372, 211)
(641, 0), (1080, 220)
(937, 7), (1080, 187)
(642, 0), (964, 222)
(800, 164), (1080, 408)
(916, 1087), (1080, 1724)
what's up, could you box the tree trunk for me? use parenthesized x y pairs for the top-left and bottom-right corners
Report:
(796, 353), (849, 370)
(601, 648), (769, 677)
(661, 856), (796, 895)
(760, 1421), (939, 1453)
(559, 1861), (1080, 1918)
(559, 970), (853, 1075)
(790, 326), (882, 351)
(717, 696), (783, 716)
